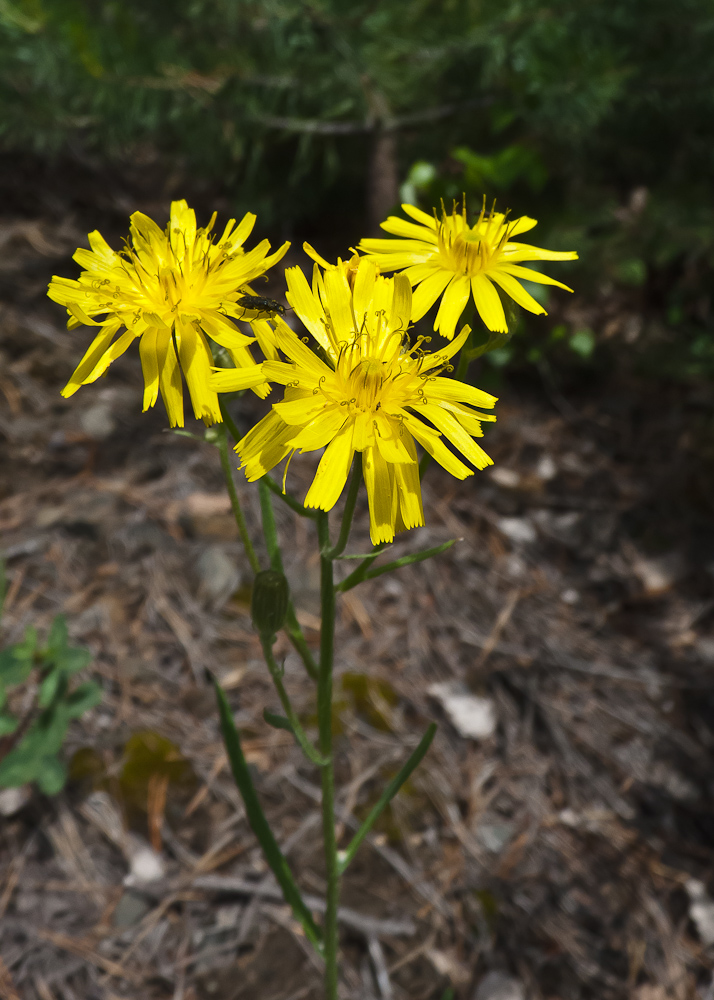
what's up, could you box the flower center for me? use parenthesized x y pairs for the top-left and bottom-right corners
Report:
(435, 207), (511, 277)
(346, 358), (387, 412)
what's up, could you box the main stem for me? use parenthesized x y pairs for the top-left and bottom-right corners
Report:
(316, 511), (339, 999)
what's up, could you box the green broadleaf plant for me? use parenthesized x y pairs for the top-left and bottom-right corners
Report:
(0, 595), (101, 794)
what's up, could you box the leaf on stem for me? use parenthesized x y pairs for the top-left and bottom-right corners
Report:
(263, 708), (294, 733)
(337, 540), (458, 592)
(213, 679), (324, 952)
(338, 723), (437, 873)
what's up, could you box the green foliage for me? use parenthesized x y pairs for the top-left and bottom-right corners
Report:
(0, 602), (101, 794)
(2, 0), (713, 371)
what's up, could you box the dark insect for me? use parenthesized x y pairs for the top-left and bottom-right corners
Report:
(236, 294), (286, 316)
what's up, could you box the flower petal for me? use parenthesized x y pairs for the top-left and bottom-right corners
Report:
(401, 411), (472, 479)
(402, 204), (438, 229)
(362, 444), (396, 545)
(488, 270), (546, 315)
(380, 216), (438, 243)
(60, 320), (122, 397)
(471, 274), (507, 333)
(393, 434), (424, 531)
(138, 327), (161, 411)
(424, 376), (498, 409)
(434, 275), (471, 340)
(411, 269), (453, 322)
(159, 334), (184, 428)
(304, 421), (355, 511)
(176, 321), (222, 425)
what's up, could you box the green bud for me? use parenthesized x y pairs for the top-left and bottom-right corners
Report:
(251, 570), (289, 636)
(204, 425), (221, 444)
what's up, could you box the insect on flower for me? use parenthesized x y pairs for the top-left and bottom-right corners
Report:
(236, 294), (286, 318)
(48, 201), (287, 427)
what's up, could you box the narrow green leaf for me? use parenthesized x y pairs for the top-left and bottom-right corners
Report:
(333, 542), (391, 592)
(214, 679), (323, 952)
(39, 669), (63, 708)
(259, 639), (329, 767)
(337, 540), (457, 592)
(338, 723), (437, 873)
(263, 709), (294, 733)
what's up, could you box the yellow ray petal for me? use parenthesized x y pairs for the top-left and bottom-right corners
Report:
(138, 327), (161, 411)
(380, 216), (438, 243)
(499, 263), (574, 292)
(434, 275), (471, 341)
(304, 421), (355, 511)
(209, 364), (269, 393)
(471, 274), (507, 333)
(292, 408), (346, 451)
(176, 321), (222, 425)
(159, 335), (184, 428)
(401, 412), (472, 479)
(418, 402), (493, 470)
(402, 204), (438, 229)
(393, 435), (424, 530)
(84, 328), (138, 383)
(503, 244), (579, 262)
(411, 268), (453, 322)
(389, 274), (412, 336)
(60, 321), (122, 397)
(285, 266), (332, 350)
(374, 413), (414, 464)
(488, 270), (547, 316)
(424, 376), (497, 409)
(362, 444), (396, 545)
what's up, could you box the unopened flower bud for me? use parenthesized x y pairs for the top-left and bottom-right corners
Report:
(251, 570), (289, 636)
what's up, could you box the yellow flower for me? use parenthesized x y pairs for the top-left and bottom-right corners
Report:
(221, 257), (497, 545)
(48, 200), (288, 427)
(358, 201), (578, 339)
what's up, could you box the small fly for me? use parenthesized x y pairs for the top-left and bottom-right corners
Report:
(236, 294), (286, 317)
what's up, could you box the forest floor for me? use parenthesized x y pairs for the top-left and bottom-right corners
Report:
(2, 160), (714, 1000)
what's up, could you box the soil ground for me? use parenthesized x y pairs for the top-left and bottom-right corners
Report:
(1, 160), (714, 1000)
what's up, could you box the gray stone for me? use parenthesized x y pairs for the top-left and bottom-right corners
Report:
(473, 971), (526, 1000)
(112, 890), (150, 928)
(196, 544), (241, 608)
(80, 402), (116, 440)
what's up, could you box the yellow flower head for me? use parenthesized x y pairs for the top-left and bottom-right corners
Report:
(223, 257), (497, 545)
(48, 200), (288, 427)
(358, 201), (578, 340)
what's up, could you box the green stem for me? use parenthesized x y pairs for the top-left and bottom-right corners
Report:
(455, 341), (471, 381)
(258, 477), (283, 572)
(218, 399), (243, 446)
(259, 634), (328, 766)
(418, 450), (432, 479)
(325, 459), (362, 560)
(258, 478), (319, 682)
(263, 473), (318, 519)
(316, 511), (340, 999)
(217, 423), (261, 576)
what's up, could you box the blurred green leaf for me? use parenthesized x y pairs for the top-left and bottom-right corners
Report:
(568, 328), (596, 359)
